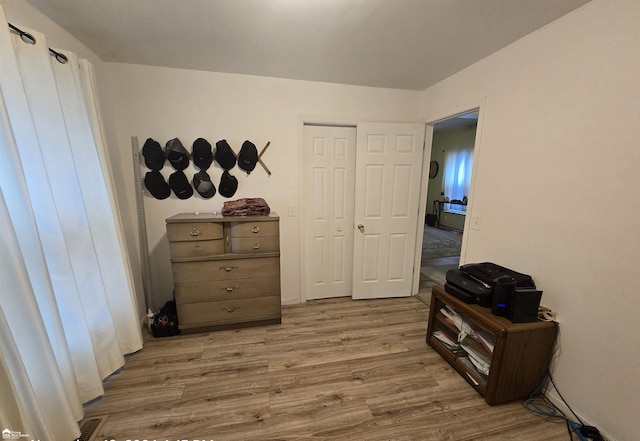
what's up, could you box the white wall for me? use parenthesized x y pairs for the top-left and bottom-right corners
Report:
(102, 63), (421, 309)
(420, 1), (640, 440)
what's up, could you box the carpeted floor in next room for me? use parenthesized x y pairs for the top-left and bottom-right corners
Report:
(417, 226), (463, 304)
(422, 225), (463, 261)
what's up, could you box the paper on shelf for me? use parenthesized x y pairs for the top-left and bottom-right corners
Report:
(440, 306), (460, 326)
(459, 357), (485, 383)
(440, 305), (497, 354)
(440, 306), (474, 343)
(475, 329), (495, 353)
(433, 330), (458, 350)
(461, 342), (490, 376)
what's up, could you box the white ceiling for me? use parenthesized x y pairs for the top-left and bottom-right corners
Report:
(25, 0), (591, 90)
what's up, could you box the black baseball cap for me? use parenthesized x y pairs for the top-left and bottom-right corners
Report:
(192, 138), (213, 170)
(219, 170), (238, 198)
(238, 140), (258, 173)
(141, 138), (164, 170)
(168, 170), (193, 199)
(144, 170), (170, 199)
(165, 138), (190, 170)
(215, 139), (236, 170)
(193, 170), (216, 198)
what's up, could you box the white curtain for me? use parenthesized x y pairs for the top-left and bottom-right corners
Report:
(442, 146), (474, 211)
(0, 8), (143, 440)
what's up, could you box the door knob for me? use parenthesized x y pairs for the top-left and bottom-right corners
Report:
(357, 224), (365, 232)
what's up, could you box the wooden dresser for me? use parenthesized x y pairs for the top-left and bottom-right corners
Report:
(166, 212), (281, 333)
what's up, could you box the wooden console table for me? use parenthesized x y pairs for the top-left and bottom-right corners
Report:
(426, 285), (557, 404)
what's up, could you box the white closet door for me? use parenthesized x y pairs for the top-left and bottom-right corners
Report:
(302, 125), (356, 300)
(352, 123), (425, 299)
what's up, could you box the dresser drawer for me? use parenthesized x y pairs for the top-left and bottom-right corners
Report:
(177, 296), (281, 326)
(175, 276), (280, 303)
(166, 222), (223, 242)
(172, 256), (280, 283)
(230, 221), (279, 237)
(230, 236), (279, 254)
(169, 239), (225, 259)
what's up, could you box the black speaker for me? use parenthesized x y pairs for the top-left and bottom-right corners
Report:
(491, 276), (515, 317)
(507, 288), (542, 323)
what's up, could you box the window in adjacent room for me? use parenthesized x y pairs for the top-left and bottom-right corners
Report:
(442, 146), (473, 214)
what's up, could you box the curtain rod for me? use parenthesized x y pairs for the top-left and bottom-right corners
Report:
(8, 22), (68, 64)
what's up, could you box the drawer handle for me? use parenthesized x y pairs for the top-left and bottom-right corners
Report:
(252, 241), (261, 250)
(224, 306), (239, 313)
(251, 225), (260, 233)
(222, 286), (239, 292)
(220, 266), (239, 272)
(190, 228), (200, 237)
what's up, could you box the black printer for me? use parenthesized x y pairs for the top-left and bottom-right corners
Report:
(444, 262), (541, 323)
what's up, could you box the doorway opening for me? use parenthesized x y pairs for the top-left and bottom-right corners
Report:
(420, 111), (478, 290)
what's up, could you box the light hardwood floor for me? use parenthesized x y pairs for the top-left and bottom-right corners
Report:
(84, 295), (568, 440)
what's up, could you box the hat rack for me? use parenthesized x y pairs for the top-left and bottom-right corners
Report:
(138, 136), (273, 203)
(257, 141), (272, 176)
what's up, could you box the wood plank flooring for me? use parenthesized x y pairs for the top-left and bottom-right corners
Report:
(84, 296), (568, 440)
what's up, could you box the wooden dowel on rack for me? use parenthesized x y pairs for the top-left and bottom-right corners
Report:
(258, 141), (271, 176)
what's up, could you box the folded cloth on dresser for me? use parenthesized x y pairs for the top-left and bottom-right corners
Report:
(222, 197), (271, 216)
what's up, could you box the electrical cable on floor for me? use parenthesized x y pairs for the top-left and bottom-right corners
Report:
(521, 324), (576, 440)
(522, 374), (574, 440)
(548, 372), (583, 425)
(522, 371), (605, 441)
